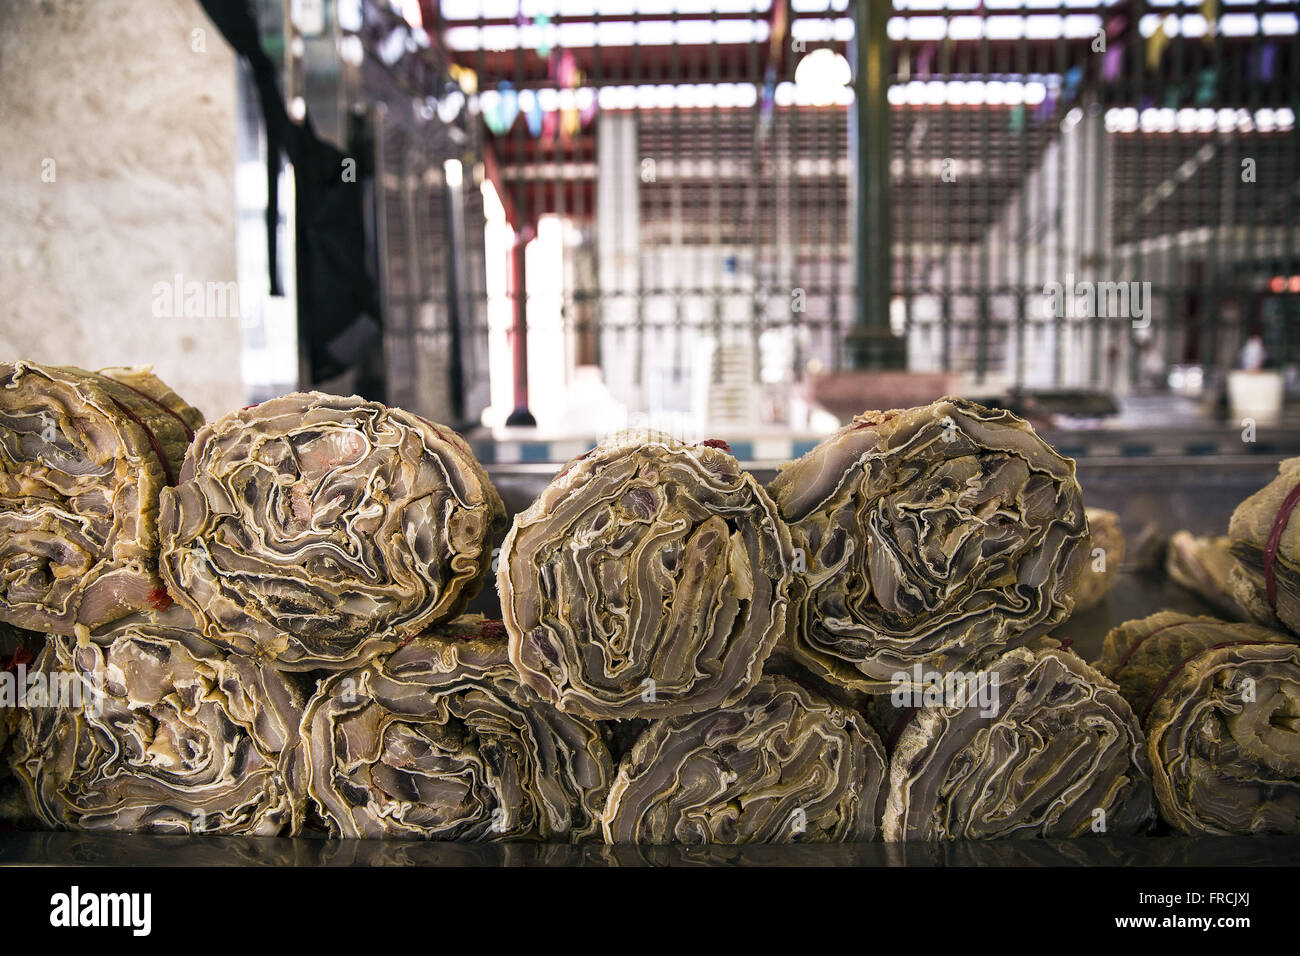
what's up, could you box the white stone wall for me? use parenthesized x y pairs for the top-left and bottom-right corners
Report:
(0, 0), (242, 421)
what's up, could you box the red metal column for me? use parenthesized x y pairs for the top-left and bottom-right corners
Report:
(505, 225), (537, 426)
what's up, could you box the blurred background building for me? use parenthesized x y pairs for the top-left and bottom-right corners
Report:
(2, 0), (1298, 460)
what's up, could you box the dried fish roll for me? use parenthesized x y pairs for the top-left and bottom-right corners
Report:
(883, 642), (1154, 840)
(0, 361), (201, 634)
(498, 432), (793, 720)
(7, 607), (303, 834)
(602, 676), (886, 844)
(1229, 457), (1300, 636)
(1072, 508), (1124, 613)
(159, 391), (504, 671)
(299, 616), (613, 840)
(768, 397), (1087, 692)
(1098, 611), (1300, 835)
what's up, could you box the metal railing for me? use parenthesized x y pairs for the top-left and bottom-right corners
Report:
(280, 2), (1300, 429)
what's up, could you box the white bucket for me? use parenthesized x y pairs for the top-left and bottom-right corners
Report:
(1227, 370), (1284, 426)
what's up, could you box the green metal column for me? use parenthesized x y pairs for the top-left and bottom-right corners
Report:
(849, 0), (905, 369)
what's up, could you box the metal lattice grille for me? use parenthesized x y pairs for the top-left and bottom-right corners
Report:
(339, 1), (1300, 425)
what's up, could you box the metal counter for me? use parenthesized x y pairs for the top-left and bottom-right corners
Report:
(2, 455), (1293, 867)
(2, 829), (1297, 867)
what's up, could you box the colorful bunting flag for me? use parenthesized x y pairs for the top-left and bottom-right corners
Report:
(485, 81), (519, 136)
(534, 14), (552, 59)
(1146, 15), (1172, 70)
